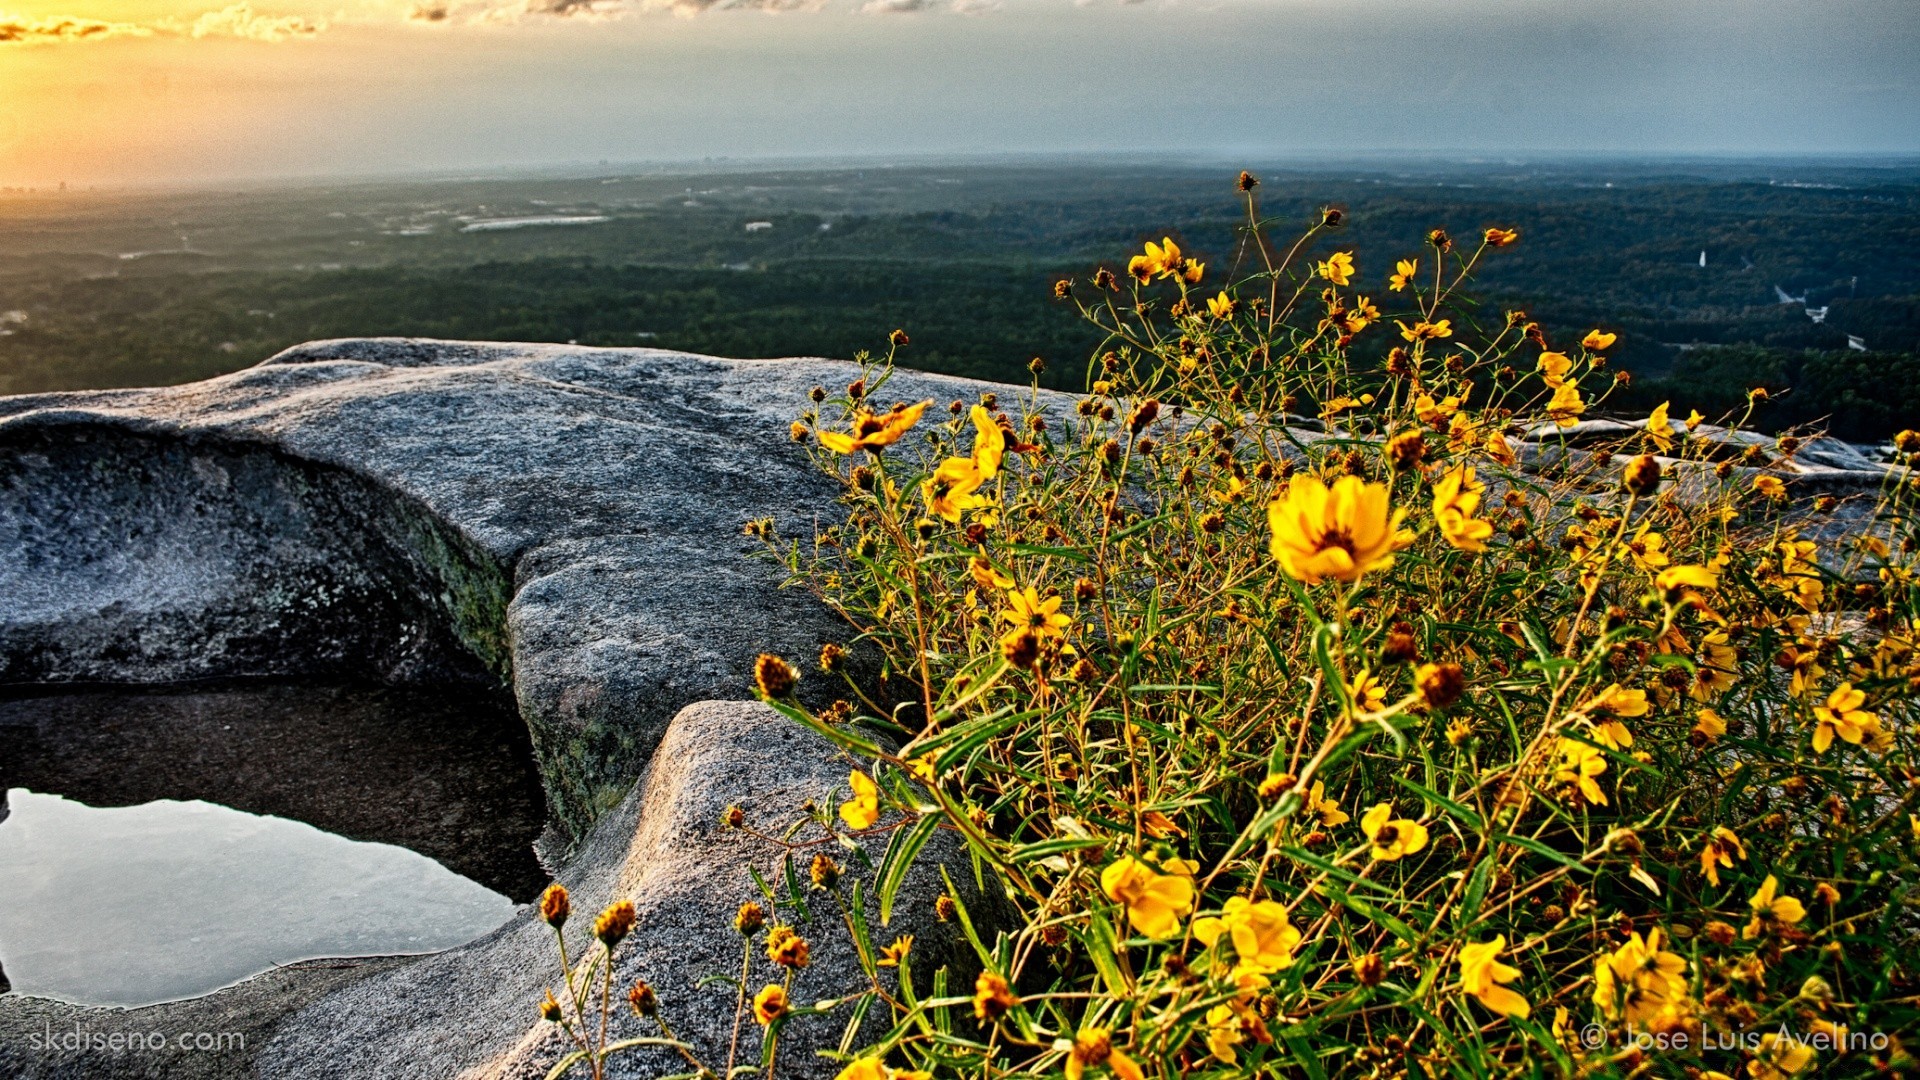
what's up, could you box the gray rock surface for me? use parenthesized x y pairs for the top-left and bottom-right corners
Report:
(0, 340), (1014, 1078)
(263, 701), (993, 1080)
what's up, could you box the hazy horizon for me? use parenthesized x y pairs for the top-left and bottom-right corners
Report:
(2, 0), (1917, 188)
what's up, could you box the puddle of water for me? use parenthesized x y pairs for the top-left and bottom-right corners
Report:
(0, 788), (517, 1007)
(0, 683), (549, 901)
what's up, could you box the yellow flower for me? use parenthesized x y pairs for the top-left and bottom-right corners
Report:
(922, 456), (988, 523)
(1547, 381), (1586, 428)
(1398, 318), (1452, 342)
(1205, 1004), (1242, 1063)
(1127, 237), (1182, 283)
(1206, 291), (1237, 319)
(1193, 895), (1302, 973)
(1458, 936), (1530, 1018)
(1691, 634), (1738, 701)
(1360, 802), (1428, 861)
(877, 934), (913, 967)
(1415, 393), (1460, 425)
(1389, 258), (1417, 291)
(834, 1060), (890, 1080)
(969, 555), (1014, 591)
(969, 404), (1005, 480)
(1347, 669), (1388, 713)
(971, 970), (1019, 1020)
(840, 770), (880, 830)
(1692, 707), (1728, 742)
(1554, 737), (1609, 805)
(1304, 779), (1349, 826)
(1100, 856), (1195, 938)
(1656, 563), (1718, 598)
(753, 983), (788, 1025)
(1004, 586), (1071, 638)
(1582, 329), (1618, 350)
(1812, 682), (1879, 753)
(1698, 826), (1746, 886)
(1753, 474), (1787, 501)
(1593, 928), (1689, 1027)
(818, 400), (932, 454)
(1748, 1032), (1815, 1080)
(1267, 475), (1411, 585)
(1065, 1028), (1143, 1080)
(1645, 400), (1674, 453)
(1432, 464), (1493, 553)
(1180, 258), (1205, 284)
(1318, 251), (1355, 286)
(1537, 351), (1573, 387)
(1484, 226), (1519, 247)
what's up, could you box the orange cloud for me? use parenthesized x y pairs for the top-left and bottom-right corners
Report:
(0, 12), (153, 41)
(0, 4), (323, 44)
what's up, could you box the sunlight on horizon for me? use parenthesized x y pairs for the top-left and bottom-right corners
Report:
(2, 0), (1917, 187)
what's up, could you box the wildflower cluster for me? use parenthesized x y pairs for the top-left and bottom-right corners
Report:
(748, 179), (1920, 1077)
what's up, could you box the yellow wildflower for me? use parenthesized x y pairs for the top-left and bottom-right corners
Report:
(1100, 856), (1195, 938)
(1812, 682), (1879, 753)
(1398, 318), (1452, 342)
(1304, 779), (1349, 827)
(818, 400), (932, 454)
(1065, 1028), (1143, 1080)
(1554, 738), (1609, 805)
(1699, 826), (1746, 886)
(1127, 237), (1181, 283)
(1415, 393), (1460, 425)
(1537, 351), (1573, 387)
(1318, 251), (1355, 285)
(969, 555), (1013, 591)
(1193, 896), (1302, 973)
(1389, 258), (1417, 291)
(1360, 802), (1428, 861)
(1458, 936), (1530, 1017)
(922, 456), (988, 523)
(1205, 1004), (1242, 1063)
(1646, 400), (1673, 452)
(1348, 670), (1388, 713)
(1593, 928), (1690, 1028)
(753, 983), (788, 1024)
(1753, 474), (1787, 501)
(1692, 707), (1727, 742)
(1432, 464), (1493, 553)
(1582, 329), (1617, 350)
(1206, 292), (1236, 319)
(1748, 1033), (1815, 1080)
(877, 935), (913, 967)
(1004, 586), (1071, 638)
(1267, 475), (1411, 584)
(969, 404), (1005, 479)
(840, 770), (880, 830)
(1547, 381), (1585, 428)
(972, 970), (1019, 1020)
(1484, 226), (1519, 247)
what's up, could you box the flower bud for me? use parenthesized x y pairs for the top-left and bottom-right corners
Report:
(539, 883), (570, 929)
(594, 900), (636, 949)
(754, 654), (798, 699)
(1415, 662), (1467, 709)
(1622, 454), (1663, 497)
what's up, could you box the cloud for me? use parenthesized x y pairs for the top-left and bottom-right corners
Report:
(408, 2), (449, 18)
(858, 0), (993, 13)
(182, 4), (325, 39)
(0, 4), (322, 43)
(0, 13), (153, 42)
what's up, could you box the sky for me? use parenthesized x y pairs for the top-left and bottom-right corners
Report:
(1, 0), (1917, 186)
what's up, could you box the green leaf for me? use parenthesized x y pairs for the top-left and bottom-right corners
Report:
(1392, 774), (1485, 831)
(877, 813), (941, 925)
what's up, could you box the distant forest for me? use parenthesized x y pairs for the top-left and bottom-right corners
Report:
(1, 160), (1915, 439)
